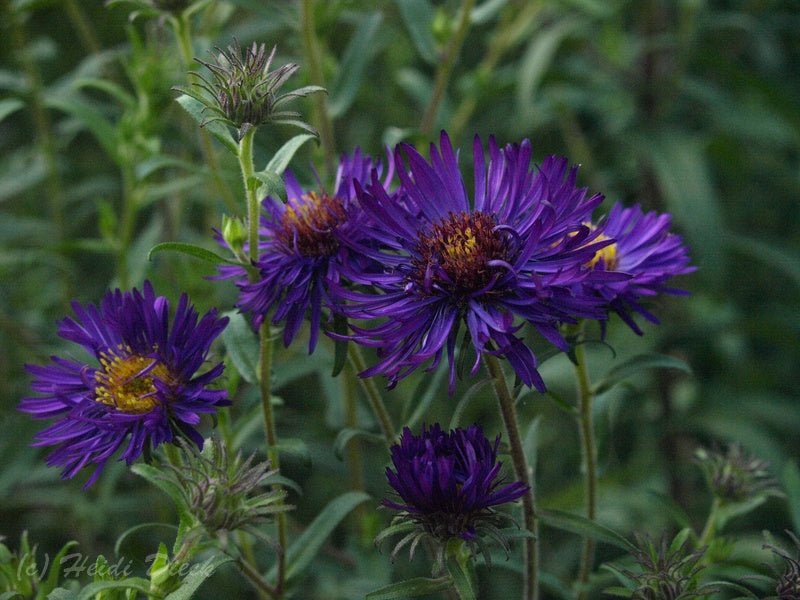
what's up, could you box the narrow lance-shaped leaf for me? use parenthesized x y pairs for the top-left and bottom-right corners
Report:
(268, 491), (370, 584)
(592, 352), (692, 395)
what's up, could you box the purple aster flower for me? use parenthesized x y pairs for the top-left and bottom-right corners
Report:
(586, 203), (695, 334)
(18, 282), (229, 487)
(337, 131), (616, 392)
(383, 424), (528, 544)
(218, 149), (393, 352)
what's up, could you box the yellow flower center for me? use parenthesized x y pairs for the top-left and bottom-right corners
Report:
(95, 346), (172, 414)
(587, 233), (618, 270)
(414, 211), (509, 294)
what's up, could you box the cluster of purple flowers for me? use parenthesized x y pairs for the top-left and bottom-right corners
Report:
(228, 130), (693, 392)
(19, 130), (692, 525)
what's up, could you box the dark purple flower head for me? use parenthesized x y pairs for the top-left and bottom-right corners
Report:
(383, 424), (528, 542)
(18, 282), (229, 487)
(338, 131), (613, 392)
(221, 149), (393, 352)
(585, 203), (695, 334)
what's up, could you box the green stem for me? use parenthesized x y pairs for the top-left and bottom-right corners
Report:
(258, 322), (287, 597)
(343, 359), (367, 539)
(697, 496), (721, 550)
(238, 555), (278, 599)
(239, 129), (286, 597)
(484, 354), (539, 600)
(347, 344), (396, 445)
(237, 128), (260, 264)
(300, 0), (336, 175)
(117, 166), (139, 289)
(571, 325), (597, 600)
(419, 0), (476, 136)
(63, 0), (101, 55)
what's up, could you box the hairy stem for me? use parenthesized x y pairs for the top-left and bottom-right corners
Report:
(347, 344), (396, 445)
(238, 128), (260, 265)
(572, 331), (598, 599)
(419, 0), (476, 136)
(484, 354), (539, 600)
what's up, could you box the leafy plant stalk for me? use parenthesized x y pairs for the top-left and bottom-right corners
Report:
(571, 325), (598, 599)
(484, 354), (539, 600)
(300, 0), (336, 175)
(238, 129), (287, 597)
(419, 0), (476, 135)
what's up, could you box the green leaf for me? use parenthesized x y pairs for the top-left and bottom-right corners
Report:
(366, 577), (452, 599)
(446, 556), (475, 600)
(448, 379), (491, 429)
(404, 365), (447, 428)
(592, 353), (692, 395)
(330, 315), (349, 378)
(175, 94), (238, 156)
(647, 131), (725, 286)
(0, 98), (24, 124)
(395, 0), (437, 64)
(43, 540), (79, 594)
(221, 311), (259, 385)
(726, 233), (800, 290)
(333, 428), (385, 460)
(783, 460), (800, 533)
(539, 509), (635, 551)
(147, 242), (236, 265)
(517, 19), (582, 119)
(40, 590), (74, 600)
(645, 491), (692, 530)
(130, 463), (191, 522)
(44, 96), (119, 163)
(74, 578), (152, 600)
(115, 523), (178, 556)
(251, 170), (283, 200)
(471, 0), (509, 24)
(329, 12), (384, 117)
(264, 134), (317, 175)
(163, 554), (234, 600)
(269, 491), (370, 584)
(73, 78), (136, 110)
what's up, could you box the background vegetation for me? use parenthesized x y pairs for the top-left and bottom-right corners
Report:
(1, 0), (798, 597)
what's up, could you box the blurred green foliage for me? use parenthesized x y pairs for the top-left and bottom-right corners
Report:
(1, 0), (798, 598)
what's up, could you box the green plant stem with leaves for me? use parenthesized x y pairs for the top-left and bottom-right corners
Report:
(238, 128), (288, 598)
(300, 0), (336, 176)
(420, 0), (476, 135)
(484, 354), (539, 600)
(571, 323), (598, 599)
(347, 343), (396, 446)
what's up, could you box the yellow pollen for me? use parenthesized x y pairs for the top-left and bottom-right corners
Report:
(94, 346), (172, 414)
(587, 234), (618, 269)
(443, 227), (479, 260)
